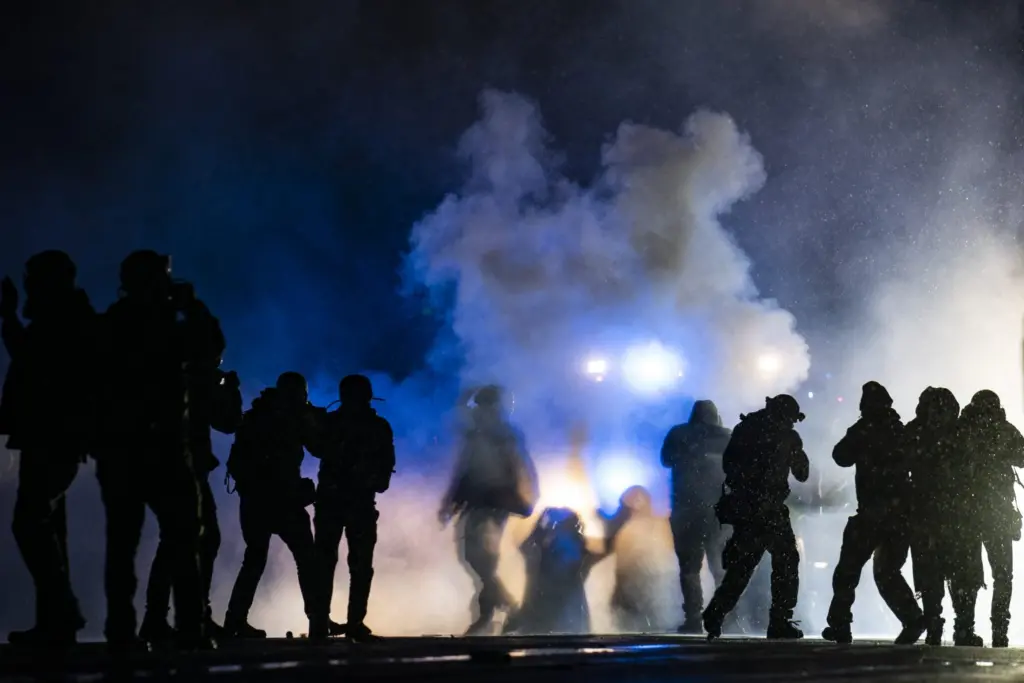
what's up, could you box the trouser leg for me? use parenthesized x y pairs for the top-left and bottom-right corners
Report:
(984, 534), (1013, 637)
(97, 466), (146, 642)
(671, 512), (709, 621)
(278, 506), (318, 620)
(703, 525), (767, 622)
(463, 508), (511, 621)
(874, 527), (922, 625)
(766, 510), (799, 623)
(225, 496), (272, 625)
(198, 476), (221, 621)
(12, 453), (82, 630)
(825, 515), (876, 628)
(313, 502), (345, 621)
(147, 460), (204, 640)
(345, 507), (379, 626)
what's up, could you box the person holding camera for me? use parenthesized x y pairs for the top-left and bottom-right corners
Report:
(222, 372), (320, 639)
(94, 250), (212, 652)
(140, 282), (237, 645)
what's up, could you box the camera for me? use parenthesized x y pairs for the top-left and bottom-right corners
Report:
(170, 280), (196, 309)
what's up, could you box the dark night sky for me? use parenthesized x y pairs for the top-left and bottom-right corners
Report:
(0, 0), (1022, 385)
(2, 0), (1024, 639)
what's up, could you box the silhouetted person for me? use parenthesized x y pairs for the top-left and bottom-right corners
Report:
(702, 394), (809, 641)
(608, 486), (678, 633)
(821, 381), (924, 645)
(93, 250), (212, 652)
(958, 390), (1024, 648)
(904, 386), (961, 645)
(308, 374), (395, 642)
(222, 372), (319, 638)
(506, 504), (630, 635)
(660, 399), (732, 633)
(140, 289), (235, 645)
(0, 251), (95, 647)
(439, 385), (537, 635)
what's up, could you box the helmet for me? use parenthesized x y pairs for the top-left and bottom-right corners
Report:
(339, 374), (379, 404)
(766, 394), (805, 422)
(120, 250), (171, 296)
(24, 250), (76, 287)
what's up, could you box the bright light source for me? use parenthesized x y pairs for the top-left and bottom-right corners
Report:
(757, 352), (782, 376)
(813, 561), (828, 569)
(585, 358), (608, 376)
(807, 391), (814, 399)
(621, 341), (684, 395)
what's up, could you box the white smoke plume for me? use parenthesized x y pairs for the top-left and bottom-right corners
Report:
(407, 89), (810, 427)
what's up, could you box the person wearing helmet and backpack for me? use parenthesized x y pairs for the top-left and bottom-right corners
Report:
(702, 394), (809, 641)
(307, 374), (395, 643)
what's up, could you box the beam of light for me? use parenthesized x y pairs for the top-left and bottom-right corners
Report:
(621, 341), (685, 395)
(593, 454), (649, 508)
(585, 357), (609, 376)
(757, 352), (782, 376)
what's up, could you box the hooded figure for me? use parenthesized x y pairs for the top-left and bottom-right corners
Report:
(904, 386), (963, 646)
(957, 390), (1024, 648)
(1, 251), (96, 648)
(702, 394), (809, 641)
(821, 381), (924, 646)
(660, 399), (732, 633)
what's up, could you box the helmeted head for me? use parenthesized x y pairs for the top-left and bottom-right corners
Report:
(119, 250), (171, 300)
(688, 399), (722, 427)
(765, 394), (805, 424)
(474, 385), (503, 408)
(339, 374), (375, 406)
(24, 250), (76, 294)
(859, 381), (893, 415)
(275, 371), (309, 406)
(537, 507), (584, 540)
(967, 389), (1004, 422)
(22, 250), (78, 317)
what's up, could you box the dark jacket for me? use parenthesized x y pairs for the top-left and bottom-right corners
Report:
(228, 388), (312, 498)
(833, 407), (907, 515)
(445, 405), (535, 515)
(722, 408), (808, 506)
(96, 297), (197, 455)
(308, 404), (395, 505)
(903, 387), (961, 516)
(0, 288), (97, 454)
(959, 402), (1024, 528)
(661, 400), (732, 514)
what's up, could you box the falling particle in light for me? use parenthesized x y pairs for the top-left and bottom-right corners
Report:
(837, 396), (844, 403)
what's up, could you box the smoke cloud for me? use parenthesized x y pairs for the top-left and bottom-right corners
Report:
(407, 89), (810, 428)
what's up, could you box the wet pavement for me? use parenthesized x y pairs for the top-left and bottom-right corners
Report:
(2, 634), (1023, 682)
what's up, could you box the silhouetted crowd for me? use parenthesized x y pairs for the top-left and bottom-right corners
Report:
(2, 249), (1023, 653)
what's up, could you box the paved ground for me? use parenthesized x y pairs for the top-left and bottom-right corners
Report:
(2, 635), (1024, 682)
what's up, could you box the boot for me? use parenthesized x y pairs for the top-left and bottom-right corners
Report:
(138, 615), (175, 645)
(821, 624), (852, 645)
(344, 622), (381, 644)
(7, 624), (78, 649)
(767, 617), (803, 640)
(894, 614), (927, 646)
(224, 621), (267, 639)
(925, 617), (944, 646)
(952, 590), (983, 647)
(308, 617), (329, 642)
(992, 618), (1009, 648)
(677, 616), (703, 635)
(702, 609), (724, 641)
(465, 612), (495, 636)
